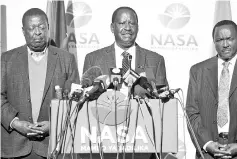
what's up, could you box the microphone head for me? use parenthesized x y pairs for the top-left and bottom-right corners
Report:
(113, 77), (119, 87)
(138, 76), (152, 91)
(133, 85), (149, 98)
(94, 75), (111, 89)
(127, 77), (134, 87)
(82, 66), (103, 87)
(81, 77), (92, 88)
(55, 85), (62, 99)
(110, 68), (122, 84)
(87, 80), (105, 101)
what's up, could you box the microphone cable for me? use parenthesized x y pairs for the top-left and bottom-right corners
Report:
(173, 90), (205, 159)
(95, 99), (104, 159)
(86, 100), (93, 159)
(132, 96), (143, 159)
(114, 90), (120, 159)
(48, 98), (62, 159)
(176, 89), (187, 159)
(139, 98), (160, 159)
(158, 99), (165, 159)
(122, 94), (132, 159)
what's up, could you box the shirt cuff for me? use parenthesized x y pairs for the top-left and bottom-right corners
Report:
(10, 117), (19, 129)
(203, 141), (214, 152)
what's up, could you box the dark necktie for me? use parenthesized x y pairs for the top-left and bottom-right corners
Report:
(217, 61), (230, 127)
(122, 51), (131, 76)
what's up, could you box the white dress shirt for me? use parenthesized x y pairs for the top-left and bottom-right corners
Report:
(113, 42), (136, 97)
(114, 42), (136, 69)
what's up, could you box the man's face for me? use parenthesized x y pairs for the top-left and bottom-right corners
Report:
(22, 15), (49, 52)
(111, 9), (138, 49)
(214, 24), (237, 61)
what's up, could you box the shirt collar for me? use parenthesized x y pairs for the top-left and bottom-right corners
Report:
(114, 42), (136, 56)
(27, 46), (48, 57)
(218, 53), (237, 67)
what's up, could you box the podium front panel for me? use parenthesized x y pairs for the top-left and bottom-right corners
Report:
(50, 91), (178, 154)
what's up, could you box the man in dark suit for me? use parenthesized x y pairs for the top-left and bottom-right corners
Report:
(186, 20), (237, 159)
(1, 8), (80, 159)
(83, 6), (168, 87)
(83, 6), (168, 159)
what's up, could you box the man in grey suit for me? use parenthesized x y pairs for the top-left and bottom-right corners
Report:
(83, 6), (168, 159)
(186, 20), (237, 159)
(1, 8), (80, 159)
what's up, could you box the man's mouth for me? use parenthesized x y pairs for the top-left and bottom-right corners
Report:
(222, 49), (231, 53)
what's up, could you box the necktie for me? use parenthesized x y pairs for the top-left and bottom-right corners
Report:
(217, 61), (230, 128)
(122, 51), (131, 76)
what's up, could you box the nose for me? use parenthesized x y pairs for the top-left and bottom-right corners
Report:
(223, 40), (229, 48)
(34, 27), (42, 35)
(124, 22), (131, 30)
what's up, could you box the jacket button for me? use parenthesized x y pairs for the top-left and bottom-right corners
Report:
(28, 116), (32, 120)
(213, 120), (217, 124)
(28, 99), (31, 102)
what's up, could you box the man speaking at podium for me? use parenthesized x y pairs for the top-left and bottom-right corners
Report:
(83, 6), (168, 159)
(83, 6), (168, 87)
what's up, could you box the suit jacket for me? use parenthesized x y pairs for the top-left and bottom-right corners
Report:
(82, 43), (168, 159)
(1, 45), (80, 158)
(83, 43), (168, 86)
(186, 56), (237, 159)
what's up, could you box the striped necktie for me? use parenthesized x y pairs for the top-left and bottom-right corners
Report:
(217, 61), (230, 127)
(122, 51), (131, 76)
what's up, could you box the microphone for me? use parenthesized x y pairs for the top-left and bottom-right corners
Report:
(69, 83), (84, 101)
(79, 75), (110, 102)
(158, 88), (181, 99)
(127, 77), (134, 98)
(133, 85), (149, 98)
(168, 88), (181, 98)
(81, 66), (103, 88)
(112, 77), (119, 90)
(110, 68), (122, 84)
(55, 85), (63, 100)
(122, 69), (140, 86)
(135, 76), (154, 97)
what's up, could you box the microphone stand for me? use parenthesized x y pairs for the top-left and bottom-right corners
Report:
(159, 100), (165, 159)
(133, 95), (142, 159)
(95, 99), (104, 159)
(113, 80), (120, 159)
(121, 78), (133, 159)
(174, 95), (205, 159)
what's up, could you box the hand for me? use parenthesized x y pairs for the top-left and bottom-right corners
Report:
(31, 121), (50, 137)
(206, 142), (231, 157)
(224, 143), (237, 157)
(11, 119), (43, 138)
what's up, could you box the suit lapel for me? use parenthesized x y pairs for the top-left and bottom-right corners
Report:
(135, 44), (146, 73)
(229, 59), (237, 98)
(41, 46), (58, 103)
(17, 45), (30, 98)
(205, 57), (218, 102)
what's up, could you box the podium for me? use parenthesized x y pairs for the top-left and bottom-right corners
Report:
(49, 91), (178, 157)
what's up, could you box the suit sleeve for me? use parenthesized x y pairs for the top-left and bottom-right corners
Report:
(83, 53), (92, 74)
(1, 53), (18, 132)
(186, 66), (212, 149)
(155, 56), (168, 87)
(67, 53), (80, 85)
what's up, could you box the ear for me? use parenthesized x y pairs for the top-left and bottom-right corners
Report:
(110, 23), (114, 33)
(22, 27), (26, 36)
